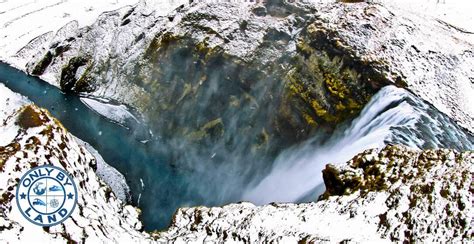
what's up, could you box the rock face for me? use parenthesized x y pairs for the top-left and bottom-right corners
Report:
(310, 2), (474, 133)
(18, 1), (381, 151)
(8, 1), (473, 135)
(156, 145), (473, 243)
(0, 84), (149, 242)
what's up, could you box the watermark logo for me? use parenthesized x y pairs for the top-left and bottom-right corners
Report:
(16, 165), (78, 226)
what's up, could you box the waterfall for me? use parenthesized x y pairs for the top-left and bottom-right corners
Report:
(243, 85), (473, 204)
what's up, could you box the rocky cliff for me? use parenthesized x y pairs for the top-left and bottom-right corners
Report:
(5, 1), (472, 136)
(3, 1), (470, 179)
(0, 0), (473, 243)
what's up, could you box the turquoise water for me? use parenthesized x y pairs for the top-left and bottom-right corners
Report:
(0, 62), (237, 230)
(1, 62), (472, 231)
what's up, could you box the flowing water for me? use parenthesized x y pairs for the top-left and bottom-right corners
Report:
(0, 62), (472, 230)
(243, 86), (473, 204)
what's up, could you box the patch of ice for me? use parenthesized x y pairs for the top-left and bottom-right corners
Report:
(80, 96), (139, 125)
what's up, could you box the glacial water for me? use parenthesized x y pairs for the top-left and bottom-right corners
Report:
(0, 62), (472, 230)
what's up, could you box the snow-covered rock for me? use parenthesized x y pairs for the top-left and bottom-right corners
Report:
(0, 84), (150, 242)
(3, 1), (472, 134)
(156, 145), (473, 243)
(307, 1), (474, 133)
(74, 137), (132, 203)
(0, 0), (140, 68)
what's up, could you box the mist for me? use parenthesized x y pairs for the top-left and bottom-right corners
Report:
(242, 85), (474, 204)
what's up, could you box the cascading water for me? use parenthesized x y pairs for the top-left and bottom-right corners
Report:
(243, 85), (473, 204)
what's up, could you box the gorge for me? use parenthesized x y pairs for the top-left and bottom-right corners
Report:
(0, 0), (473, 242)
(1, 60), (471, 230)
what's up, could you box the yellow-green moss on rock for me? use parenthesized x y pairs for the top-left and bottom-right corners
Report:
(278, 21), (386, 132)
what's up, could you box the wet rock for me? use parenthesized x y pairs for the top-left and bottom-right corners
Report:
(30, 51), (53, 76)
(59, 56), (92, 92)
(16, 105), (49, 129)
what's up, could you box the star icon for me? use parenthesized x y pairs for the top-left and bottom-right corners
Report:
(67, 193), (74, 199)
(19, 193), (26, 199)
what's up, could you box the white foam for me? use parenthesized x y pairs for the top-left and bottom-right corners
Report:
(243, 86), (421, 204)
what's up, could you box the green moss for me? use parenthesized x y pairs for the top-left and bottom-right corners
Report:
(60, 56), (89, 92)
(187, 118), (224, 142)
(31, 51), (53, 76)
(144, 32), (182, 58)
(302, 113), (317, 127)
(283, 34), (376, 130)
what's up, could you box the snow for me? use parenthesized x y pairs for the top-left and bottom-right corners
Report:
(380, 0), (474, 35)
(0, 0), (139, 65)
(2, 0), (473, 131)
(0, 0), (193, 68)
(0, 84), (471, 242)
(80, 96), (139, 125)
(0, 83), (28, 121)
(0, 0), (472, 66)
(0, 90), (150, 242)
(158, 145), (473, 243)
(0, 84), (132, 204)
(306, 0), (474, 35)
(0, 0), (472, 242)
(0, 83), (28, 146)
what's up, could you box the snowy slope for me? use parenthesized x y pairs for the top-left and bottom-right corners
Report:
(2, 0), (472, 65)
(0, 84), (149, 242)
(0, 0), (139, 65)
(380, 0), (474, 34)
(0, 0), (192, 68)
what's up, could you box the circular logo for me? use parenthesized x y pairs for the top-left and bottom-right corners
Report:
(16, 165), (78, 226)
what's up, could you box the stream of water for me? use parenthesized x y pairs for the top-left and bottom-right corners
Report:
(1, 62), (472, 230)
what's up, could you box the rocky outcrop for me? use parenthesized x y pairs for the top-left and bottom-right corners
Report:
(0, 84), (149, 242)
(4, 3), (376, 172)
(156, 145), (473, 243)
(1, 2), (468, 178)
